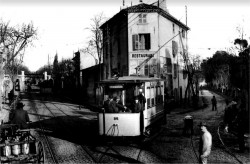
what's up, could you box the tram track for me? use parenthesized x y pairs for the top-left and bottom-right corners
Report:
(45, 100), (132, 163)
(217, 121), (243, 164)
(41, 99), (102, 163)
(188, 121), (244, 164)
(25, 93), (100, 163)
(48, 96), (150, 163)
(24, 92), (164, 163)
(31, 98), (59, 164)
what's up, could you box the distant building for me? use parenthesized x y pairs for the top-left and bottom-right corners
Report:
(100, 1), (190, 102)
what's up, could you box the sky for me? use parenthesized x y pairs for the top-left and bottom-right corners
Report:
(0, 0), (249, 72)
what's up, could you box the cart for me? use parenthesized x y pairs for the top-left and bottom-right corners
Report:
(0, 124), (45, 163)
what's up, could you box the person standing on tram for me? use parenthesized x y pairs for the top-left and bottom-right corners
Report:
(109, 97), (119, 113)
(133, 94), (146, 136)
(138, 88), (146, 109)
(133, 97), (142, 113)
(116, 97), (126, 112)
(138, 89), (147, 136)
(103, 95), (111, 112)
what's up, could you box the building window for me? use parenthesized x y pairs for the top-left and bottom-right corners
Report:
(172, 40), (178, 57)
(166, 57), (172, 73)
(132, 33), (151, 50)
(174, 64), (178, 78)
(182, 29), (185, 38)
(138, 13), (147, 24)
(173, 23), (175, 34)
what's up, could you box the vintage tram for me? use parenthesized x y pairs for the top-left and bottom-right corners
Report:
(97, 76), (165, 137)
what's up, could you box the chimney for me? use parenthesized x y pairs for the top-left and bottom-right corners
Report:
(158, 0), (168, 12)
(121, 0), (126, 10)
(139, 0), (143, 4)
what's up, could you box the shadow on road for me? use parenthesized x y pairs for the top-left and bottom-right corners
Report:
(29, 115), (100, 145)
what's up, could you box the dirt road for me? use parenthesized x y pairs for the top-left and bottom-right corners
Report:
(146, 90), (250, 163)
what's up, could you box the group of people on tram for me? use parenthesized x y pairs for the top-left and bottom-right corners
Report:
(103, 89), (146, 114)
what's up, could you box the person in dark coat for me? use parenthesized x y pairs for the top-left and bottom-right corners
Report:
(8, 89), (14, 105)
(103, 96), (111, 112)
(138, 89), (146, 110)
(116, 97), (126, 112)
(234, 107), (247, 152)
(224, 100), (237, 133)
(133, 96), (146, 136)
(133, 97), (142, 113)
(109, 97), (119, 113)
(9, 102), (30, 129)
(211, 96), (217, 111)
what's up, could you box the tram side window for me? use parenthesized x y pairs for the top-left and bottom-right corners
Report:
(147, 87), (150, 108)
(156, 86), (160, 104)
(151, 86), (155, 107)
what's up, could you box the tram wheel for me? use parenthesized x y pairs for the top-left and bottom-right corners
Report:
(36, 141), (45, 164)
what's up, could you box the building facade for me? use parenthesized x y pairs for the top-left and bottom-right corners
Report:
(100, 2), (190, 102)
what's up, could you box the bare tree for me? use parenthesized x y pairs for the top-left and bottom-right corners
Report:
(84, 12), (106, 80)
(0, 20), (37, 110)
(80, 41), (98, 65)
(182, 52), (202, 108)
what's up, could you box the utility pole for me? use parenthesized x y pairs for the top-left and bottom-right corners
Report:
(185, 5), (187, 26)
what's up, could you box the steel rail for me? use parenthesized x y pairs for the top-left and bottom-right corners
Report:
(217, 121), (243, 164)
(32, 98), (59, 164)
(41, 100), (100, 163)
(52, 95), (143, 163)
(190, 134), (200, 163)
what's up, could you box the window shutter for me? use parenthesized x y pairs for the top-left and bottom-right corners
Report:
(172, 41), (178, 57)
(174, 64), (177, 78)
(132, 35), (136, 50)
(167, 57), (172, 73)
(145, 34), (151, 50)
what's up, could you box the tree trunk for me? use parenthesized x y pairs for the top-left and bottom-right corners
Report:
(0, 65), (4, 111)
(184, 77), (190, 107)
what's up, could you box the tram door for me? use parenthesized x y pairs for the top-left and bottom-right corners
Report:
(144, 81), (165, 127)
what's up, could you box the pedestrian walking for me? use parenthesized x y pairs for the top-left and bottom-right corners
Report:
(211, 96), (217, 111)
(198, 122), (212, 164)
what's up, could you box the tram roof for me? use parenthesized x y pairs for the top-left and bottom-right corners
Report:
(99, 76), (162, 84)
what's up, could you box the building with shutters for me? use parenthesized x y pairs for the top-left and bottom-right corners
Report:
(100, 0), (190, 103)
